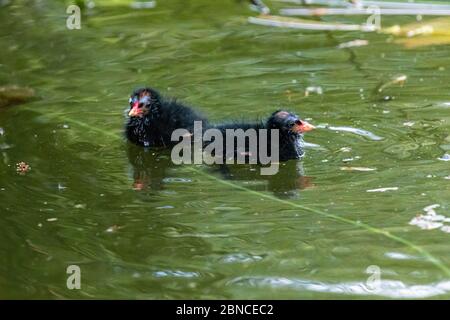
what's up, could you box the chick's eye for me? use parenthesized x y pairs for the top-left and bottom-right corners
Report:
(295, 120), (302, 125)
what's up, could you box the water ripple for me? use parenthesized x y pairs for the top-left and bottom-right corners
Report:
(153, 270), (199, 278)
(221, 253), (264, 264)
(228, 276), (450, 298)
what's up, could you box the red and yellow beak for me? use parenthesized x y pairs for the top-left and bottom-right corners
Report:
(293, 120), (315, 133)
(128, 101), (142, 117)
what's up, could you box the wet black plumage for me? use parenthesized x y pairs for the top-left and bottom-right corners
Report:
(125, 88), (207, 148)
(213, 111), (307, 162)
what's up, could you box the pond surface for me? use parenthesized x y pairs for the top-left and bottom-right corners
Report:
(1, 0), (450, 299)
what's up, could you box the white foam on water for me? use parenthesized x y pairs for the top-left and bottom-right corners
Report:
(228, 276), (450, 299)
(367, 187), (398, 192)
(410, 204), (450, 233)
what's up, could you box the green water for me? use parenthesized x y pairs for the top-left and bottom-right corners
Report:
(1, 0), (450, 299)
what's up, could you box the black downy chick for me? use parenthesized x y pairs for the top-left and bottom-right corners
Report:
(125, 87), (207, 148)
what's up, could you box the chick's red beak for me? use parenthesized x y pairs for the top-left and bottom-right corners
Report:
(293, 120), (315, 133)
(128, 101), (141, 117)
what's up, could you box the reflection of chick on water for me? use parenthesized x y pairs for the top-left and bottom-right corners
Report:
(126, 144), (314, 199)
(126, 144), (172, 192)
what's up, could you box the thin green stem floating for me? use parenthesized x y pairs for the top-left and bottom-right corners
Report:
(49, 113), (450, 278)
(189, 167), (450, 278)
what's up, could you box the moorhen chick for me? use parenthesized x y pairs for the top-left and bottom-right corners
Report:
(125, 87), (207, 148)
(213, 110), (314, 162)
